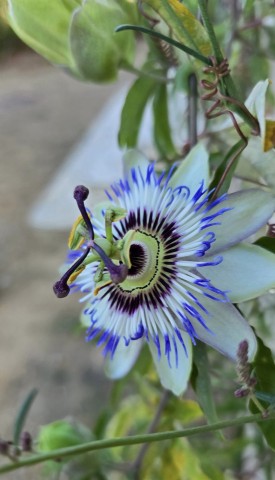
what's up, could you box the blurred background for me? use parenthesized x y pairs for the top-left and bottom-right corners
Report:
(0, 4), (130, 469)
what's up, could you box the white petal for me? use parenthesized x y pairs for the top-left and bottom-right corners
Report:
(206, 189), (275, 254)
(104, 338), (143, 379)
(188, 294), (257, 362)
(169, 143), (209, 196)
(200, 243), (275, 303)
(245, 79), (270, 143)
(122, 149), (150, 178)
(148, 332), (193, 396)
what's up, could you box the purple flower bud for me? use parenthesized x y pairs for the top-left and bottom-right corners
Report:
(21, 431), (32, 452)
(234, 387), (250, 398)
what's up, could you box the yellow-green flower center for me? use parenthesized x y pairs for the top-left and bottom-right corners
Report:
(120, 230), (164, 293)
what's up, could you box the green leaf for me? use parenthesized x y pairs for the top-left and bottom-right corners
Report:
(199, 463), (228, 480)
(13, 388), (38, 446)
(7, 0), (78, 66)
(250, 336), (275, 450)
(143, 0), (212, 57)
(142, 438), (211, 480)
(242, 0), (255, 13)
(118, 76), (157, 148)
(153, 83), (177, 158)
(191, 343), (222, 433)
(254, 237), (275, 254)
(165, 397), (203, 426)
(104, 394), (153, 461)
(209, 139), (244, 194)
(255, 391), (275, 405)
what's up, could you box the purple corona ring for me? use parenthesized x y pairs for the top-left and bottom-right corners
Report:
(54, 145), (275, 395)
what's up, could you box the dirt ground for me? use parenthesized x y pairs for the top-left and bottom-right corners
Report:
(0, 51), (128, 478)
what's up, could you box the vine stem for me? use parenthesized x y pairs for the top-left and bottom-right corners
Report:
(198, 0), (223, 62)
(0, 412), (274, 475)
(188, 72), (198, 148)
(198, 0), (259, 132)
(198, 0), (239, 100)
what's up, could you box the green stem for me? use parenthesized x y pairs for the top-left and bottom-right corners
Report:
(117, 25), (211, 65)
(198, 0), (259, 132)
(198, 0), (223, 62)
(198, 0), (238, 98)
(250, 394), (266, 415)
(0, 412), (274, 475)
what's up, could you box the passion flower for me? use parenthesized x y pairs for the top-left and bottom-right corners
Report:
(54, 145), (275, 395)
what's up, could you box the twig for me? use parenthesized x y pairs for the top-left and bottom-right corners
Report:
(0, 412), (274, 475)
(188, 73), (198, 148)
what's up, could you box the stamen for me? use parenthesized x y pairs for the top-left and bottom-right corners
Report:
(53, 247), (90, 298)
(73, 184), (128, 284)
(74, 185), (128, 283)
(92, 242), (128, 284)
(73, 185), (94, 240)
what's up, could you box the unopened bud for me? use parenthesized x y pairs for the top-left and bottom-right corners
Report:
(234, 387), (250, 398)
(21, 431), (32, 452)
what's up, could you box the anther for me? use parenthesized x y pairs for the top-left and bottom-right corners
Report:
(53, 247), (90, 298)
(53, 280), (70, 298)
(73, 185), (94, 240)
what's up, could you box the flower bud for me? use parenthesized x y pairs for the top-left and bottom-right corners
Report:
(8, 0), (136, 83)
(38, 418), (92, 452)
(69, 0), (136, 82)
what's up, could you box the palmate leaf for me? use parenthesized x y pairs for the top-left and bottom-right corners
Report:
(250, 336), (275, 450)
(142, 0), (212, 56)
